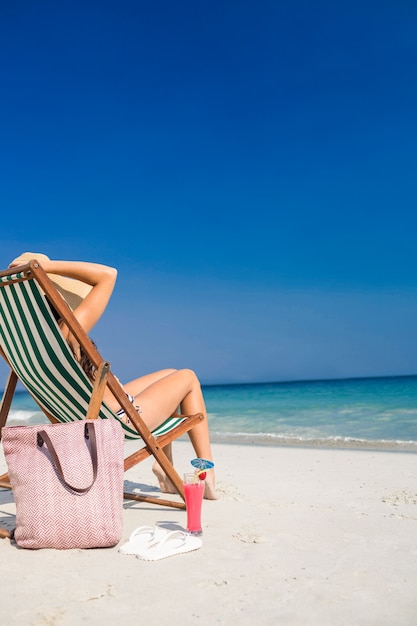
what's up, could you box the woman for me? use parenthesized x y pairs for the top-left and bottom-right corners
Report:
(9, 252), (218, 500)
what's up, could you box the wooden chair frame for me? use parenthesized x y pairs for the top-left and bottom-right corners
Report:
(0, 260), (204, 537)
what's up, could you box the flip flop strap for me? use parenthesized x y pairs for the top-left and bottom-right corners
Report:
(154, 530), (186, 549)
(129, 525), (155, 542)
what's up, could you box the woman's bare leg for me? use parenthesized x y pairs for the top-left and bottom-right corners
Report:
(127, 369), (218, 499)
(122, 369), (178, 398)
(104, 369), (178, 413)
(152, 443), (177, 494)
(178, 379), (217, 500)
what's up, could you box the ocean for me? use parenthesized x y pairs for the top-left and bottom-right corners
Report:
(2, 375), (417, 451)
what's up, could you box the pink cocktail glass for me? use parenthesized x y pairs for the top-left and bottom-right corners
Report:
(184, 472), (205, 536)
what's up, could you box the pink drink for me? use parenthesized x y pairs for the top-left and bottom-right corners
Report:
(184, 476), (205, 536)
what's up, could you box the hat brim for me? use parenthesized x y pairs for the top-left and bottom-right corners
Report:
(47, 274), (92, 311)
(10, 252), (92, 310)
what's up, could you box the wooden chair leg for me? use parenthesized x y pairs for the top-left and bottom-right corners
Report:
(0, 369), (18, 438)
(86, 361), (110, 420)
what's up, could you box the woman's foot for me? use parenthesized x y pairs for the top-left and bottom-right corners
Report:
(152, 462), (177, 494)
(152, 463), (219, 499)
(203, 470), (219, 500)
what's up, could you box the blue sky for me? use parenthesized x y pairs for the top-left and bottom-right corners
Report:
(1, 0), (417, 385)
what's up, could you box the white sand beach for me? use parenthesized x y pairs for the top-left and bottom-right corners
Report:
(1, 440), (416, 626)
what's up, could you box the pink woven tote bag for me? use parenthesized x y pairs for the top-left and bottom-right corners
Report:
(2, 419), (124, 550)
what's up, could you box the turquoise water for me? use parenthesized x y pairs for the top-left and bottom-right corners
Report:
(3, 375), (417, 450)
(203, 375), (417, 449)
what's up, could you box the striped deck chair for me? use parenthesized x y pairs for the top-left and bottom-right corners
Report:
(0, 259), (204, 537)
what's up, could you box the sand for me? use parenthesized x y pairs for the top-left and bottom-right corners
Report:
(1, 440), (416, 626)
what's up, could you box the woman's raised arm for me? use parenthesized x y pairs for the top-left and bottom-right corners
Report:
(9, 253), (117, 333)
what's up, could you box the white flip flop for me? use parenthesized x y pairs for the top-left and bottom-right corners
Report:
(135, 530), (202, 561)
(118, 525), (165, 555)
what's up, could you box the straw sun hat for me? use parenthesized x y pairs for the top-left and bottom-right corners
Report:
(10, 252), (92, 311)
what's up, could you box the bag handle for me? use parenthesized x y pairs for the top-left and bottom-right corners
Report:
(37, 422), (98, 494)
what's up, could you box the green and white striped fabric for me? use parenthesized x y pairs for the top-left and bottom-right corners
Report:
(0, 270), (185, 441)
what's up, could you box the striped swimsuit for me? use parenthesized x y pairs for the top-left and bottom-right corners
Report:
(116, 394), (142, 423)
